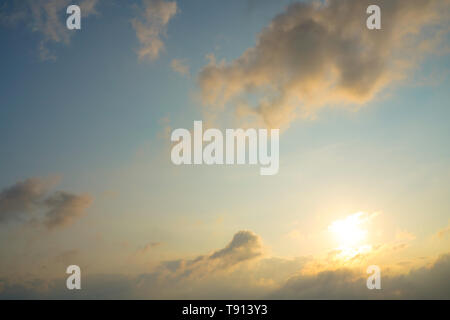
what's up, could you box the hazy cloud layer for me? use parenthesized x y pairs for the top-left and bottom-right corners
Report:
(132, 0), (177, 61)
(0, 229), (448, 299)
(198, 0), (450, 128)
(0, 0), (100, 60)
(271, 253), (450, 299)
(0, 177), (92, 230)
(436, 225), (450, 239)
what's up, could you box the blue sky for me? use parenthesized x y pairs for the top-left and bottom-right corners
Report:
(0, 0), (449, 299)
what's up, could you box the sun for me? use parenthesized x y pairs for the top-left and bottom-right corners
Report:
(328, 212), (373, 259)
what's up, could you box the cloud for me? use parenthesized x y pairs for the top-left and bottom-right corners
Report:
(0, 177), (57, 223)
(0, 230), (290, 299)
(0, 228), (449, 299)
(43, 191), (93, 229)
(132, 0), (177, 61)
(0, 0), (100, 60)
(137, 242), (163, 255)
(198, 0), (450, 128)
(171, 58), (189, 76)
(158, 230), (264, 280)
(270, 253), (450, 299)
(436, 225), (450, 239)
(0, 177), (92, 230)
(395, 229), (416, 242)
(209, 230), (263, 265)
(0, 274), (135, 300)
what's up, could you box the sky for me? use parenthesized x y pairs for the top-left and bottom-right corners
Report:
(0, 0), (449, 299)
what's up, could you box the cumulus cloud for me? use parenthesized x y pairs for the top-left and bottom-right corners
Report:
(0, 0), (100, 60)
(198, 0), (450, 128)
(132, 0), (177, 61)
(157, 230), (264, 280)
(171, 58), (190, 76)
(209, 230), (263, 265)
(0, 177), (92, 229)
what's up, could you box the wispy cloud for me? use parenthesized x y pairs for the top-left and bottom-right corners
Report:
(132, 0), (177, 61)
(171, 58), (190, 76)
(436, 224), (450, 239)
(0, 0), (100, 60)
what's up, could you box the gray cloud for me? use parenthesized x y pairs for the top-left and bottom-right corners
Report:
(0, 177), (92, 230)
(0, 177), (56, 223)
(43, 191), (93, 229)
(270, 253), (450, 299)
(209, 230), (263, 266)
(158, 230), (263, 280)
(198, 0), (449, 128)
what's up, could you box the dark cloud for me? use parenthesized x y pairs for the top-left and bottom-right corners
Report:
(0, 177), (55, 223)
(0, 274), (135, 300)
(0, 177), (92, 230)
(210, 230), (263, 266)
(43, 192), (93, 229)
(158, 230), (263, 280)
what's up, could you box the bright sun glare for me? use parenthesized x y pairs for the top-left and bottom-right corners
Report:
(328, 212), (373, 259)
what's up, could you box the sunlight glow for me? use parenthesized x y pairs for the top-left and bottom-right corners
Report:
(328, 212), (373, 259)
